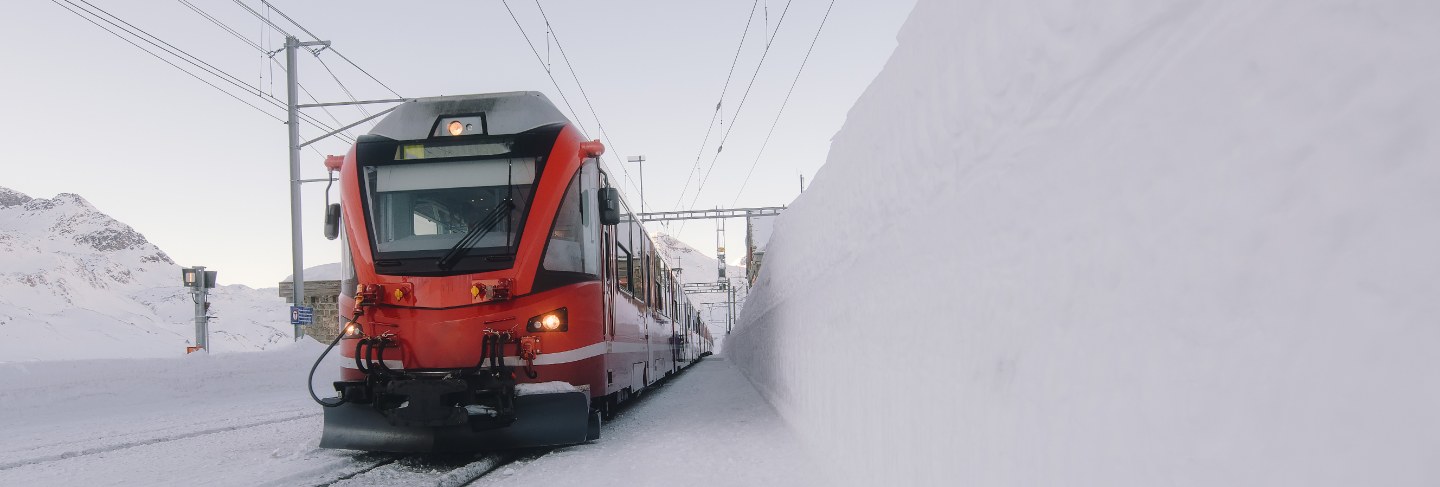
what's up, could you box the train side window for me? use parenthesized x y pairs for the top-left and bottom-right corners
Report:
(616, 243), (632, 294)
(640, 239), (653, 305)
(628, 220), (643, 297)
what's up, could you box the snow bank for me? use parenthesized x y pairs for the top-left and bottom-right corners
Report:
(728, 1), (1440, 485)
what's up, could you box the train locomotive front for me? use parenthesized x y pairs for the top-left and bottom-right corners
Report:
(317, 92), (633, 452)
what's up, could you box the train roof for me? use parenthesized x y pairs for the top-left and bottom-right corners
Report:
(367, 91), (568, 141)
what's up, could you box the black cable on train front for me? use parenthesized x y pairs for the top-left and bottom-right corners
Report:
(473, 331), (492, 372)
(374, 338), (396, 376)
(307, 312), (362, 408)
(353, 337), (369, 375)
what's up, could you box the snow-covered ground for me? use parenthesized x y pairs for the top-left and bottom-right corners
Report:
(0, 187), (293, 360)
(729, 0), (1440, 485)
(472, 357), (818, 487)
(0, 340), (811, 486)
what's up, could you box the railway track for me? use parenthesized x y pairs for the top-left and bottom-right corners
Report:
(306, 451), (530, 487)
(0, 411), (319, 471)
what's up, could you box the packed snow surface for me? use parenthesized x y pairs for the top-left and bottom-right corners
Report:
(729, 0), (1440, 486)
(514, 380), (578, 396)
(0, 343), (810, 486)
(0, 188), (292, 361)
(473, 357), (818, 487)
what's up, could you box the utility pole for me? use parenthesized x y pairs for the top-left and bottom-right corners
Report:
(726, 283), (736, 335)
(627, 155), (646, 214)
(266, 0), (409, 343)
(285, 35), (331, 342)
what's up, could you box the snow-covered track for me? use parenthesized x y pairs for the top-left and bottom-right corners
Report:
(307, 452), (518, 487)
(305, 454), (402, 487)
(0, 411), (319, 471)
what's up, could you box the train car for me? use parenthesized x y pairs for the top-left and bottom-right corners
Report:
(313, 92), (712, 453)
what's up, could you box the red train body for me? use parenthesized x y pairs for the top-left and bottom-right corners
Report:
(318, 92), (712, 452)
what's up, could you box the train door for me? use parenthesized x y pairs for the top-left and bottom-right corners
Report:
(599, 171), (615, 344)
(642, 241), (654, 386)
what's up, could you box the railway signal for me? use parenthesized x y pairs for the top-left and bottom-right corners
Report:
(181, 266), (216, 353)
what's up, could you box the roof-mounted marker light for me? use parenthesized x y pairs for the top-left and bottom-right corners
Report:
(579, 140), (605, 158)
(448, 120), (464, 136)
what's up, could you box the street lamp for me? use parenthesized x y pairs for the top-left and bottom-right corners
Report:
(627, 155), (646, 214)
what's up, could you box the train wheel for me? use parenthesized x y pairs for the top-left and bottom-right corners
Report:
(599, 393), (619, 420)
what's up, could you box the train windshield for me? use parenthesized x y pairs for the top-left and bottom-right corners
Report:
(361, 156), (538, 273)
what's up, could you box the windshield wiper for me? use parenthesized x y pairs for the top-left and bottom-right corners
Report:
(436, 200), (516, 271)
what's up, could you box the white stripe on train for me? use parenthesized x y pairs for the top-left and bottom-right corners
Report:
(339, 340), (659, 370)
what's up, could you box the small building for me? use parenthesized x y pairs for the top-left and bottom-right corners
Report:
(745, 214), (776, 285)
(279, 263), (344, 343)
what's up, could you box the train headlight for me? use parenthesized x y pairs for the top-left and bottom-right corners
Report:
(341, 323), (363, 338)
(526, 308), (568, 332)
(448, 120), (464, 136)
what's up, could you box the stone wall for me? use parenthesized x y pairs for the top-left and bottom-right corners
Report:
(279, 280), (342, 343)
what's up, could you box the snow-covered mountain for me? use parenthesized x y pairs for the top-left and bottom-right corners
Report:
(0, 187), (291, 362)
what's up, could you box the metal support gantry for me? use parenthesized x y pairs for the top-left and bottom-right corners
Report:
(651, 205), (787, 335)
(636, 206), (786, 222)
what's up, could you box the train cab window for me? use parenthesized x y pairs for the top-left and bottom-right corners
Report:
(363, 157), (536, 255)
(541, 170), (588, 274)
(534, 161), (604, 291)
(578, 160), (601, 275)
(339, 224), (357, 297)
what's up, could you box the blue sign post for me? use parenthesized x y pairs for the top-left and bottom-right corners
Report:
(290, 306), (314, 326)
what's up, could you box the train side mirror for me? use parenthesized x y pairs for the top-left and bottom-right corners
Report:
(599, 188), (620, 225)
(324, 203), (341, 240)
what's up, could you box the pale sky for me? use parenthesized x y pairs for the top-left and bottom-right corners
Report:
(0, 0), (914, 288)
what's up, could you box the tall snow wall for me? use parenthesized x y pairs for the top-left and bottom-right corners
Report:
(728, 1), (1440, 485)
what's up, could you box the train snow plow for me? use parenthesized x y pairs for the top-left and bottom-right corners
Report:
(320, 380), (598, 453)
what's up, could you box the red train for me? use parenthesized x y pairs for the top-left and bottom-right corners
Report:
(313, 92), (712, 452)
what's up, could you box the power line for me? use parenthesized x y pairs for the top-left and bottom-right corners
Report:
(54, 0), (347, 144)
(530, 0), (643, 203)
(314, 56), (371, 116)
(178, 0), (260, 51)
(499, 1), (587, 133)
(49, 0), (282, 124)
(258, 0), (403, 100)
(177, 0), (357, 141)
(733, 0), (836, 205)
(672, 0), (760, 211)
(500, 0), (643, 204)
(231, 0), (290, 37)
(681, 0), (794, 216)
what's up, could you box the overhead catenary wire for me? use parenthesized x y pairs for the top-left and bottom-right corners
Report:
(51, 0), (350, 149)
(530, 0), (643, 202)
(499, 0), (642, 203)
(732, 0), (836, 205)
(240, 0), (403, 137)
(258, 0), (403, 99)
(231, 0), (290, 37)
(499, 1), (587, 134)
(48, 0), (281, 124)
(177, 0), (359, 140)
(682, 0), (794, 215)
(672, 0), (761, 212)
(257, 0), (400, 109)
